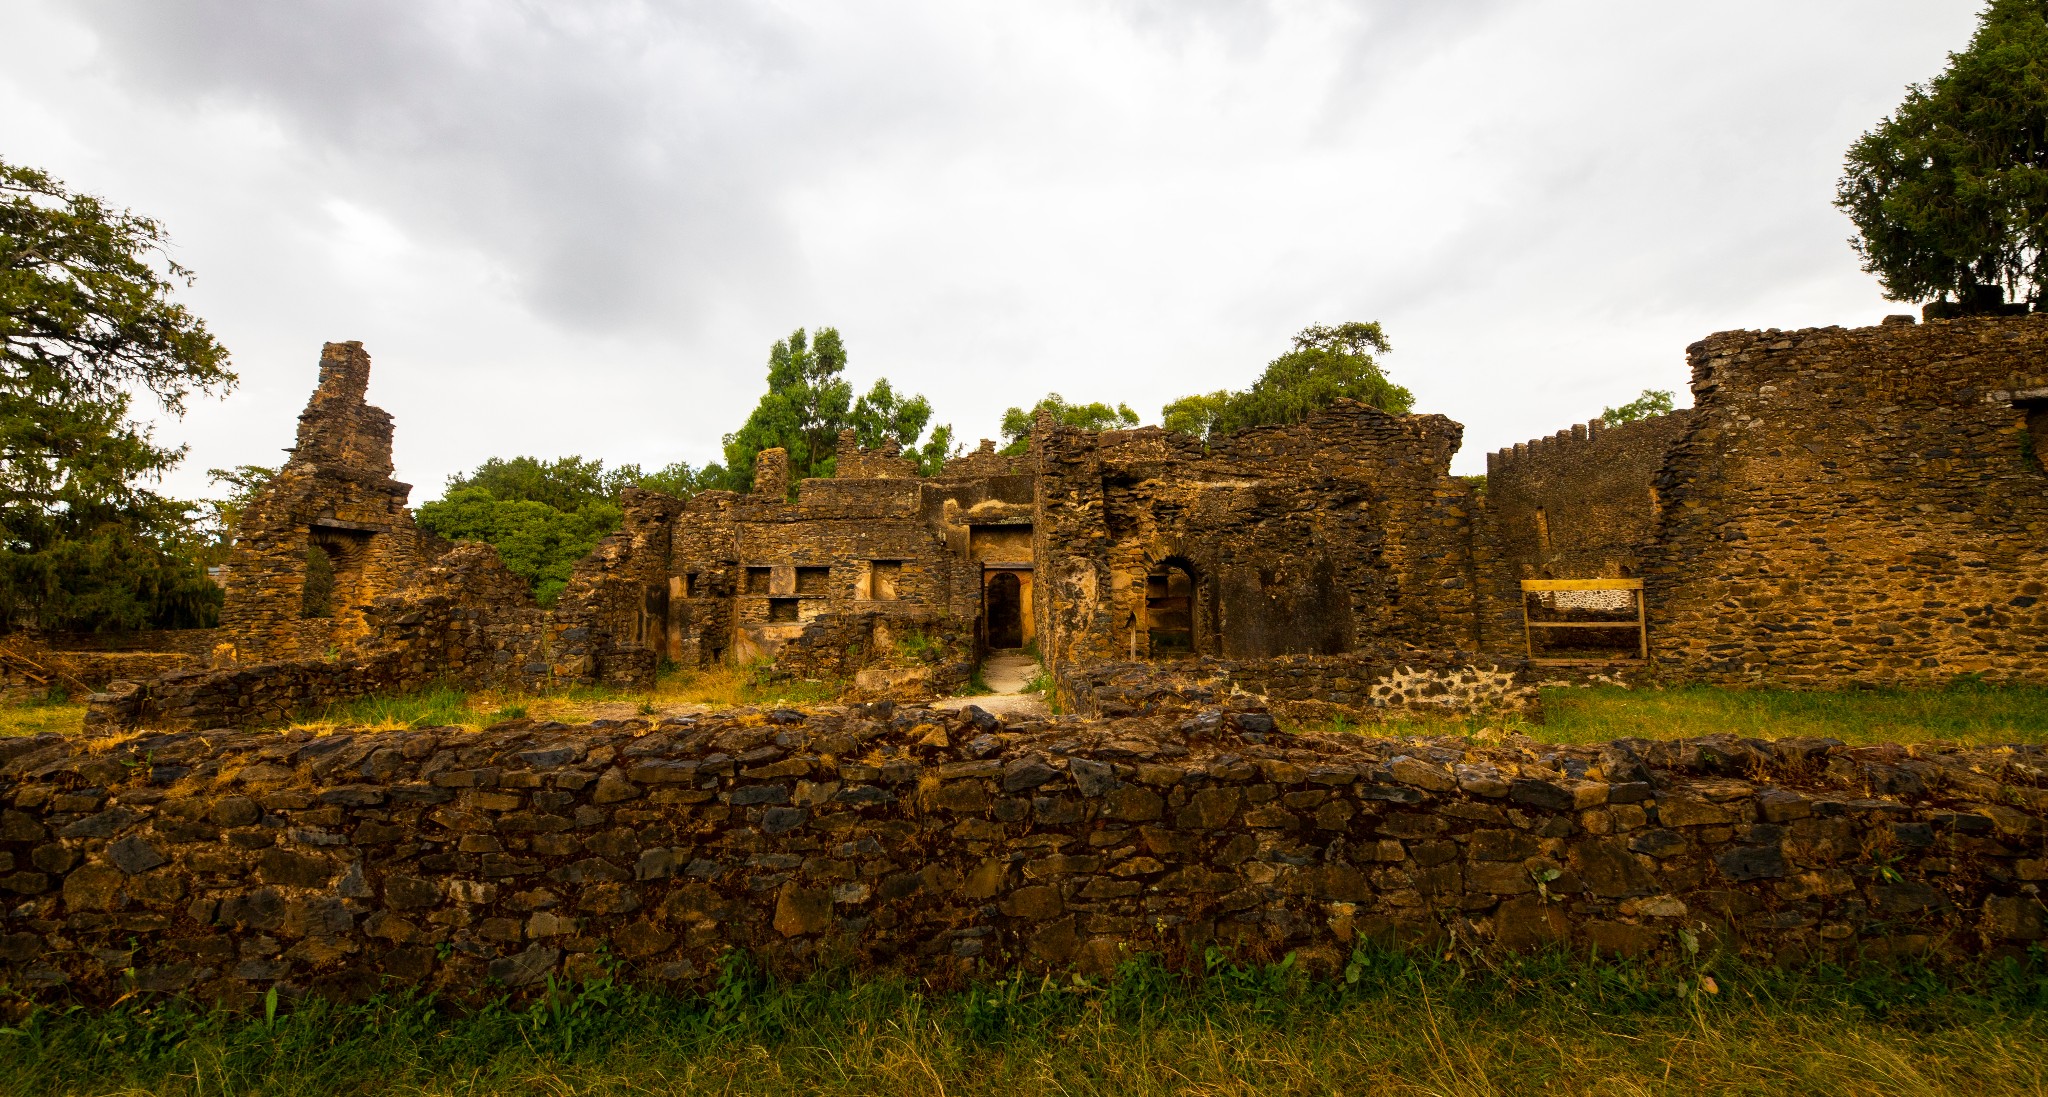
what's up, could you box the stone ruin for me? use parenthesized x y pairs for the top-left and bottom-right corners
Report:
(80, 312), (2048, 731)
(19, 314), (2048, 1002)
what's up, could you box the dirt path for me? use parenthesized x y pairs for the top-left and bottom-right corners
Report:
(933, 650), (1048, 717)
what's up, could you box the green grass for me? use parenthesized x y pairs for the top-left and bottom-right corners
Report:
(13, 676), (2048, 746)
(0, 693), (84, 737)
(0, 949), (2042, 1096)
(1532, 680), (2048, 746)
(299, 685), (485, 730)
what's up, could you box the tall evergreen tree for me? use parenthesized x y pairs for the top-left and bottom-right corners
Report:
(0, 158), (233, 631)
(1837, 0), (2048, 313)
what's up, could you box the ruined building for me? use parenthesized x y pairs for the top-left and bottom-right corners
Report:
(85, 314), (2048, 730)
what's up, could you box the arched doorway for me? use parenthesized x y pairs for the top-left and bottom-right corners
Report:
(985, 570), (1024, 649)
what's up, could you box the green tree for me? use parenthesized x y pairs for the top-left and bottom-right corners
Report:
(0, 157), (234, 632)
(1163, 322), (1412, 443)
(718, 328), (955, 489)
(1836, 0), (2048, 313)
(194, 464), (274, 568)
(414, 455), (723, 605)
(1600, 389), (1676, 425)
(998, 394), (1140, 455)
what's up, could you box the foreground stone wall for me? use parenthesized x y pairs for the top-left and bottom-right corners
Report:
(1646, 316), (2048, 686)
(2, 707), (2041, 1005)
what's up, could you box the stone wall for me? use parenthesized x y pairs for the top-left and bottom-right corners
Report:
(1031, 400), (1482, 688)
(0, 708), (2042, 1004)
(216, 343), (427, 664)
(85, 546), (558, 732)
(1060, 651), (1536, 723)
(1480, 413), (1695, 657)
(761, 609), (976, 700)
(1484, 414), (1694, 582)
(1645, 316), (2048, 686)
(0, 638), (199, 703)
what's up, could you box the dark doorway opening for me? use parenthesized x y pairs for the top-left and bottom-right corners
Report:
(1146, 562), (1194, 656)
(985, 570), (1023, 649)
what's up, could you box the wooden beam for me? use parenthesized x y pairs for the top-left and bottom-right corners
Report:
(1519, 578), (1643, 591)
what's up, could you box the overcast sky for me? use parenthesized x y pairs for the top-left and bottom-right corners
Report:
(1, 1), (1980, 497)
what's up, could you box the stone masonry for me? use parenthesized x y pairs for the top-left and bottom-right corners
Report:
(0, 704), (2043, 1004)
(83, 314), (2048, 730)
(1644, 317), (2048, 686)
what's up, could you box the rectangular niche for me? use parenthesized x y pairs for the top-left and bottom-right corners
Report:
(870, 560), (902, 600)
(745, 567), (774, 595)
(768, 598), (800, 622)
(794, 566), (831, 596)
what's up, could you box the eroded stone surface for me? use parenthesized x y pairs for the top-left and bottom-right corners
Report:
(4, 706), (2044, 1003)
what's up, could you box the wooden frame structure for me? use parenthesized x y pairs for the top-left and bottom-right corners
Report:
(1519, 578), (1646, 663)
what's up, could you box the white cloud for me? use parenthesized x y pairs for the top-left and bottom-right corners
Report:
(0, 0), (1982, 497)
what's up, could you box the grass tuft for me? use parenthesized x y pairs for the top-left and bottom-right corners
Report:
(0, 948), (2041, 1096)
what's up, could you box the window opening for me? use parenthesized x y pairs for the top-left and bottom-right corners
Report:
(301, 544), (335, 618)
(871, 560), (902, 600)
(2023, 400), (2048, 473)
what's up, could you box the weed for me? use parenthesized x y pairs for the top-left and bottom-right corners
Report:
(894, 630), (938, 662)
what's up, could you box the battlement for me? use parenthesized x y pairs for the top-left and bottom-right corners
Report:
(1486, 411), (1689, 474)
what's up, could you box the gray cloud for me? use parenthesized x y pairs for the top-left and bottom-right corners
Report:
(0, 0), (1984, 496)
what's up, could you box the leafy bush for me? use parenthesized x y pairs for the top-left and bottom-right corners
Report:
(1163, 322), (1412, 443)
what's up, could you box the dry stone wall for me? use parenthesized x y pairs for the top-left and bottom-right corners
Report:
(1645, 317), (2048, 686)
(2, 707), (2041, 1005)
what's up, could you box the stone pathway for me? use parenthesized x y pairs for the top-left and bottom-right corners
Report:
(934, 650), (1049, 717)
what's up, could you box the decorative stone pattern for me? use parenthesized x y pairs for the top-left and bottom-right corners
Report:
(1061, 651), (1536, 723)
(1645, 317), (2048, 686)
(0, 707), (2042, 1004)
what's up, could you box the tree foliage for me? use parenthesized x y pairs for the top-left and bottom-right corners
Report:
(1163, 322), (1412, 443)
(715, 328), (956, 491)
(414, 456), (710, 606)
(0, 157), (234, 632)
(1836, 0), (2048, 311)
(1600, 389), (1677, 425)
(997, 394), (1140, 455)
